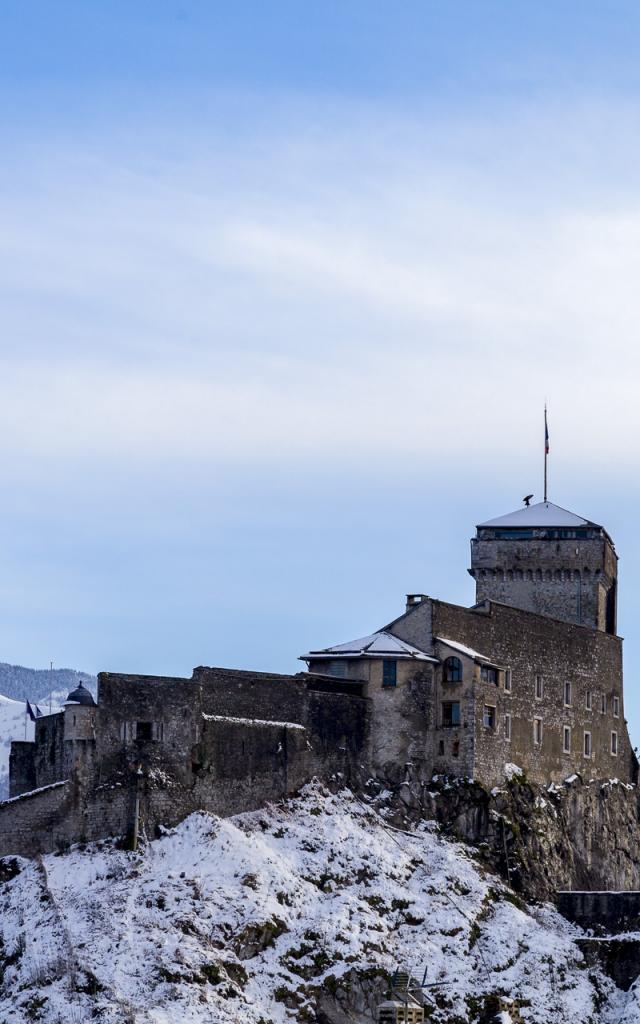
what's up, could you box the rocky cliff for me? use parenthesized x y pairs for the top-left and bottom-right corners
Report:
(378, 766), (640, 901)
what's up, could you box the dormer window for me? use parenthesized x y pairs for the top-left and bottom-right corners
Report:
(443, 657), (462, 682)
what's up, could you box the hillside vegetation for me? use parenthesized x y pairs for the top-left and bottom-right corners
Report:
(0, 663), (96, 703)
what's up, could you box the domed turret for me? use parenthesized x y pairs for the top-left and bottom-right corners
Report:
(65, 681), (96, 706)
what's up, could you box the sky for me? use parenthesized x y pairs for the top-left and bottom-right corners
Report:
(3, 2), (640, 741)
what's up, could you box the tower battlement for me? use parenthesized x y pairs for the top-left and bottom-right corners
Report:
(469, 500), (617, 633)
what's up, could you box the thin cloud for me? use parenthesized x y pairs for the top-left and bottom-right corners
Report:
(1, 100), (640, 475)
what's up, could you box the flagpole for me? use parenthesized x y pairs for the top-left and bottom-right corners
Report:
(540, 405), (544, 505)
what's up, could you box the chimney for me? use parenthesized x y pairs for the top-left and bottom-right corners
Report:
(405, 594), (427, 612)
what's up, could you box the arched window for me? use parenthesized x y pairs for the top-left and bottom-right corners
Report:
(443, 656), (462, 682)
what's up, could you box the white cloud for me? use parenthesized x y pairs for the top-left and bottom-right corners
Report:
(2, 101), (640, 476)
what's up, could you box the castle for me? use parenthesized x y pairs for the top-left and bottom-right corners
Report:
(1, 497), (636, 859)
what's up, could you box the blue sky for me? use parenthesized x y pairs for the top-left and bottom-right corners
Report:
(3, 2), (640, 742)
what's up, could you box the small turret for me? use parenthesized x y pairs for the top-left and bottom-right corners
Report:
(64, 681), (97, 748)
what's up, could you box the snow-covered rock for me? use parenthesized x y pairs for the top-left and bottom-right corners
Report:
(0, 784), (634, 1022)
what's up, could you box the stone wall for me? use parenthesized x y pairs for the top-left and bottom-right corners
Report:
(368, 593), (634, 788)
(305, 659), (437, 783)
(470, 528), (617, 632)
(430, 598), (633, 787)
(33, 712), (67, 790)
(558, 890), (640, 934)
(0, 667), (370, 858)
(0, 782), (75, 856)
(8, 742), (36, 797)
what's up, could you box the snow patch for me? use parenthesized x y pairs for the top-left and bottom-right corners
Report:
(202, 714), (305, 730)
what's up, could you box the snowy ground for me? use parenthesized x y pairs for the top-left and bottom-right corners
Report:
(0, 783), (635, 1023)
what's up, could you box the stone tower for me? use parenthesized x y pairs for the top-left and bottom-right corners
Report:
(469, 500), (618, 633)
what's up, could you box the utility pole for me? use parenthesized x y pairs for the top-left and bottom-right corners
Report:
(131, 764), (143, 852)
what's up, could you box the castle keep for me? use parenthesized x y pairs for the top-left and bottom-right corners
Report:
(1, 498), (636, 858)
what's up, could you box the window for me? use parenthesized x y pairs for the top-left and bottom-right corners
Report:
(564, 681), (572, 707)
(438, 739), (444, 755)
(443, 656), (462, 682)
(504, 669), (512, 693)
(535, 675), (543, 700)
(135, 721), (153, 742)
(584, 731), (592, 758)
(586, 691), (592, 711)
(563, 726), (571, 754)
(533, 718), (543, 746)
(504, 714), (512, 741)
(442, 701), (461, 727)
(452, 739), (460, 758)
(611, 731), (618, 756)
(382, 660), (397, 687)
(601, 694), (607, 714)
(481, 665), (498, 684)
(613, 696), (620, 718)
(483, 705), (496, 730)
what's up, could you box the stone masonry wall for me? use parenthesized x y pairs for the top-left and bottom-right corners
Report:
(32, 712), (67, 791)
(378, 595), (634, 789)
(0, 782), (76, 856)
(8, 742), (36, 798)
(470, 532), (617, 632)
(0, 668), (370, 858)
(431, 599), (633, 787)
(557, 890), (640, 934)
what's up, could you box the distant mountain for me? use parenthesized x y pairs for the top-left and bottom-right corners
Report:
(0, 662), (97, 704)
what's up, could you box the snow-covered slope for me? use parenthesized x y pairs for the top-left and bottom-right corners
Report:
(0, 693), (34, 799)
(0, 784), (634, 1023)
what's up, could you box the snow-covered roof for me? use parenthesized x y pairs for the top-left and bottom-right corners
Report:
(435, 637), (493, 663)
(202, 713), (305, 731)
(477, 501), (599, 530)
(300, 630), (437, 662)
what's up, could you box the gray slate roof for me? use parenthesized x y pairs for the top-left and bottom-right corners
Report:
(477, 500), (599, 530)
(300, 630), (437, 662)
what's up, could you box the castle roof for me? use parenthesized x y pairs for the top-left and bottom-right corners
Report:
(300, 630), (437, 662)
(477, 500), (600, 530)
(435, 637), (493, 663)
(65, 681), (96, 706)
